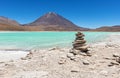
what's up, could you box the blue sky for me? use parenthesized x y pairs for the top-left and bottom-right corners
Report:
(0, 0), (120, 28)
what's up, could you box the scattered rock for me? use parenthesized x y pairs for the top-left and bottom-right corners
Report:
(69, 49), (80, 55)
(86, 53), (92, 56)
(24, 52), (33, 60)
(108, 64), (114, 67)
(104, 57), (113, 60)
(100, 70), (108, 76)
(110, 62), (119, 65)
(113, 53), (120, 57)
(67, 53), (74, 58)
(67, 53), (75, 60)
(105, 43), (114, 47)
(71, 67), (79, 72)
(60, 55), (66, 59)
(21, 57), (27, 60)
(0, 62), (5, 64)
(116, 57), (120, 63)
(108, 54), (120, 66)
(79, 52), (88, 56)
(82, 60), (90, 65)
(49, 47), (60, 51)
(58, 58), (66, 65)
(70, 57), (76, 61)
(20, 52), (33, 60)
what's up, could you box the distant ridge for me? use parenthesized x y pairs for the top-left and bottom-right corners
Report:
(93, 25), (120, 32)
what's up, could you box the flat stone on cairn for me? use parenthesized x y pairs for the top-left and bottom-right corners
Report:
(70, 32), (88, 55)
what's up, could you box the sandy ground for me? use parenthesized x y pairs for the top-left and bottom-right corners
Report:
(0, 33), (120, 78)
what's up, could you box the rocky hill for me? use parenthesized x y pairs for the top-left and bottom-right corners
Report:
(0, 16), (20, 26)
(0, 17), (24, 31)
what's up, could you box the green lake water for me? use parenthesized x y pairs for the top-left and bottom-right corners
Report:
(0, 31), (119, 50)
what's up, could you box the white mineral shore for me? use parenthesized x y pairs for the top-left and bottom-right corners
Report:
(0, 50), (28, 61)
(0, 33), (120, 78)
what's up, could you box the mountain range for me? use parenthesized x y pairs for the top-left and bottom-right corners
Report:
(0, 12), (120, 31)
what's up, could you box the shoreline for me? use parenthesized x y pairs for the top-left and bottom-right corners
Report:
(0, 31), (120, 32)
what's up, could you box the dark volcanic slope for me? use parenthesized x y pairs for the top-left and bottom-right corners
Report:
(26, 12), (89, 31)
(93, 26), (120, 31)
(28, 12), (78, 26)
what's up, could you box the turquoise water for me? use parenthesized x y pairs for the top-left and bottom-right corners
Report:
(0, 32), (119, 50)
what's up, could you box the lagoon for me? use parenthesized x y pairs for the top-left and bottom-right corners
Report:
(0, 31), (119, 50)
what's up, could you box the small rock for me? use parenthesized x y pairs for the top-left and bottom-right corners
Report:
(79, 52), (87, 56)
(49, 47), (60, 51)
(113, 53), (120, 57)
(60, 55), (66, 59)
(21, 57), (27, 60)
(93, 54), (98, 58)
(82, 60), (90, 65)
(69, 49), (80, 55)
(58, 58), (66, 65)
(108, 64), (114, 67)
(0, 62), (5, 64)
(72, 57), (80, 62)
(67, 53), (74, 58)
(116, 57), (120, 63)
(73, 50), (80, 55)
(111, 62), (119, 65)
(23, 52), (33, 60)
(69, 49), (74, 53)
(104, 57), (112, 60)
(87, 47), (92, 51)
(70, 56), (76, 60)
(100, 70), (108, 76)
(86, 51), (92, 56)
(67, 53), (76, 60)
(71, 67), (79, 72)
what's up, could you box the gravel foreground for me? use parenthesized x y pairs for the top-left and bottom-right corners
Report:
(0, 34), (120, 78)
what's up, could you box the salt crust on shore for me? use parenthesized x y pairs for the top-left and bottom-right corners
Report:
(0, 51), (28, 62)
(0, 34), (120, 78)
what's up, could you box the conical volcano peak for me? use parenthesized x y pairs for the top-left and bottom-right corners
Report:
(26, 12), (89, 31)
(45, 12), (58, 18)
(28, 12), (77, 26)
(48, 12), (57, 15)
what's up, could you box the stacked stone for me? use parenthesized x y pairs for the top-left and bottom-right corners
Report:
(73, 32), (88, 53)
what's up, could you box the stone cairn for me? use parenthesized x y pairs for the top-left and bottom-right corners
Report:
(70, 32), (89, 55)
